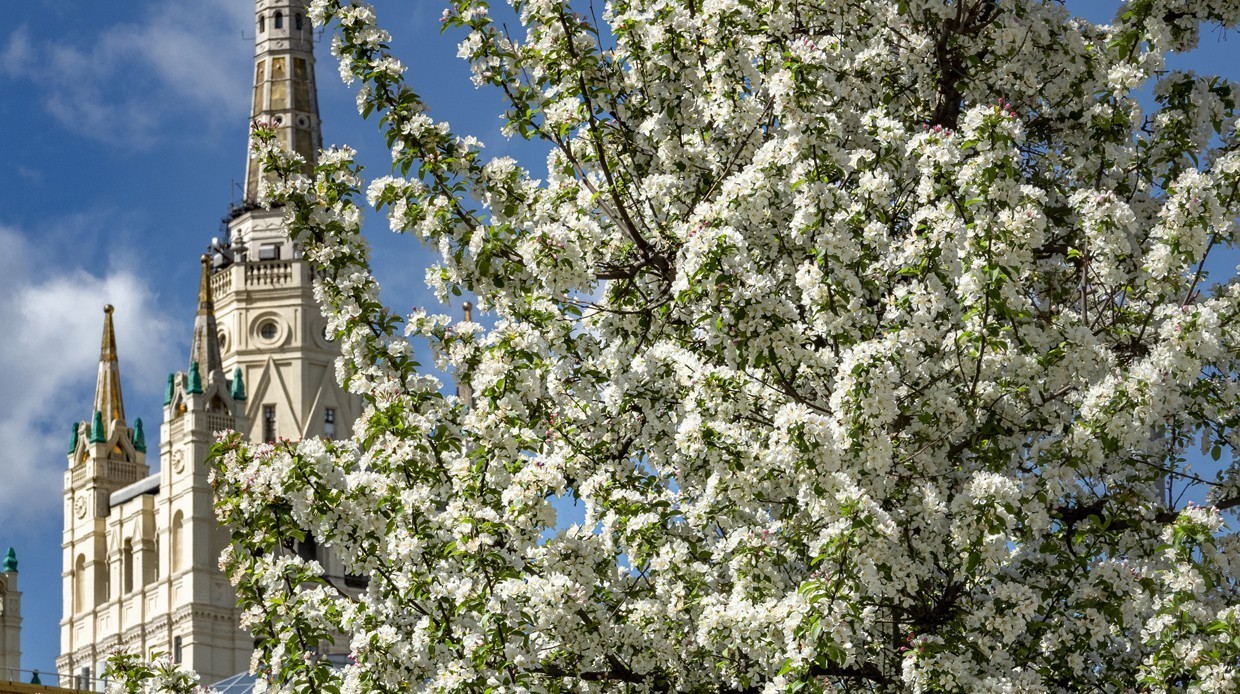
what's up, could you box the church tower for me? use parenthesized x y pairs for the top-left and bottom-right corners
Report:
(59, 306), (150, 686)
(59, 0), (358, 686)
(214, 0), (356, 449)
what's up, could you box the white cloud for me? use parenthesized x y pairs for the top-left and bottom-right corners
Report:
(0, 24), (32, 77)
(2, 0), (253, 146)
(0, 225), (181, 530)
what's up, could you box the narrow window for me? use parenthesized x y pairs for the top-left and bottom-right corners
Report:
(122, 540), (134, 594)
(295, 13), (303, 31)
(74, 555), (86, 613)
(100, 536), (110, 601)
(258, 14), (265, 32)
(263, 405), (277, 443)
(173, 636), (183, 664)
(324, 407), (336, 440)
(274, 11), (283, 29)
(153, 536), (160, 581)
(172, 511), (185, 572)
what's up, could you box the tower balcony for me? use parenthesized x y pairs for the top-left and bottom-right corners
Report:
(210, 258), (313, 298)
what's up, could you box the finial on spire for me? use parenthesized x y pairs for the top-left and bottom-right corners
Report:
(92, 304), (126, 429)
(189, 257), (223, 376)
(2, 547), (16, 573)
(463, 301), (473, 322)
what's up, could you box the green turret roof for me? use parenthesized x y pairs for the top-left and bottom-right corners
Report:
(231, 367), (247, 401)
(164, 372), (176, 405)
(187, 361), (204, 395)
(2, 547), (16, 573)
(132, 417), (146, 453)
(89, 410), (106, 443)
(67, 422), (79, 454)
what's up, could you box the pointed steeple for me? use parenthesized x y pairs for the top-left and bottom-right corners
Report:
(92, 305), (125, 430)
(189, 256), (223, 377)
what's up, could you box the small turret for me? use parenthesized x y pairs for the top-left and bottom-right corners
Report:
(67, 423), (79, 455)
(88, 411), (105, 444)
(231, 367), (247, 401)
(187, 362), (204, 395)
(132, 418), (146, 453)
(0, 545), (19, 682)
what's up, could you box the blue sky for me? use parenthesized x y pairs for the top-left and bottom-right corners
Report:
(0, 0), (1236, 679)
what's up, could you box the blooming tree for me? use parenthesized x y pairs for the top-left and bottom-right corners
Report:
(111, 0), (1240, 691)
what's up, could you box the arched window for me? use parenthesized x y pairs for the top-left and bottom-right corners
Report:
(74, 555), (86, 613)
(172, 511), (185, 572)
(122, 540), (134, 594)
(258, 14), (265, 32)
(274, 11), (283, 29)
(295, 14), (303, 31)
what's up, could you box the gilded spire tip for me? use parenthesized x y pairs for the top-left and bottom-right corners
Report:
(100, 304), (118, 362)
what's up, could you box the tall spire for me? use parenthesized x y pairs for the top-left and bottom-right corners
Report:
(189, 256), (223, 377)
(244, 0), (321, 202)
(92, 305), (125, 429)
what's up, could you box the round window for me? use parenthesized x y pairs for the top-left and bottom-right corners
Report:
(259, 321), (278, 341)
